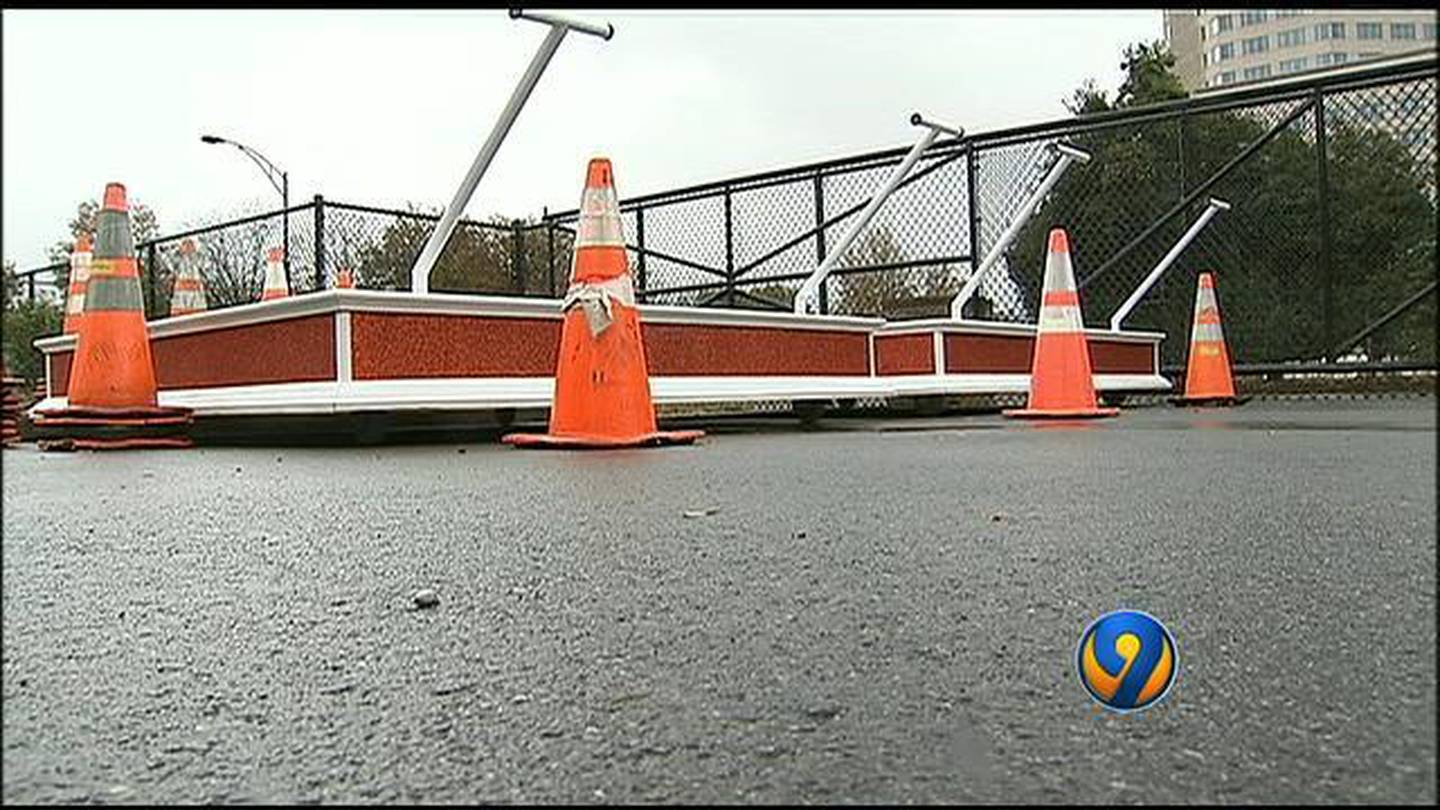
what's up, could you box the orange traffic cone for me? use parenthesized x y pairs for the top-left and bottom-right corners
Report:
(169, 237), (208, 317)
(335, 268), (355, 289)
(261, 247), (288, 301)
(33, 183), (193, 450)
(62, 234), (94, 334)
(1004, 229), (1119, 420)
(1171, 272), (1250, 407)
(504, 158), (703, 449)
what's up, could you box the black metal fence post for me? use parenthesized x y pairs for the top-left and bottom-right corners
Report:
(1177, 113), (1188, 198)
(635, 207), (647, 299)
(511, 219), (526, 294)
(1314, 87), (1335, 359)
(813, 171), (828, 314)
(145, 243), (158, 319)
(966, 147), (981, 284)
(27, 275), (35, 302)
(723, 187), (735, 306)
(546, 223), (556, 296)
(313, 195), (325, 290)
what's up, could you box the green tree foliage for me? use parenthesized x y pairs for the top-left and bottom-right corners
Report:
(38, 198), (164, 319)
(829, 225), (987, 319)
(734, 282), (796, 311)
(2, 296), (63, 386)
(3, 259), (63, 385)
(1013, 41), (1435, 365)
(2, 260), (17, 307)
(352, 206), (558, 296)
(833, 226), (917, 317)
(1116, 41), (1188, 108)
(47, 198), (160, 283)
(1063, 41), (1185, 115)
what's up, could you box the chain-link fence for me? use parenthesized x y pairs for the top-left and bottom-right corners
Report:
(538, 57), (1435, 371)
(14, 58), (1435, 374)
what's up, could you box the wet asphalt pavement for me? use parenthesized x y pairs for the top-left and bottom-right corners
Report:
(3, 398), (1436, 804)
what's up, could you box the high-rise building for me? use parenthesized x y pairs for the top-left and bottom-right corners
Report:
(1164, 9), (1437, 90)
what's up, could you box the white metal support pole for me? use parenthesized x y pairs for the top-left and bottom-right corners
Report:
(949, 142), (1091, 321)
(793, 113), (964, 315)
(1108, 197), (1230, 331)
(410, 9), (613, 294)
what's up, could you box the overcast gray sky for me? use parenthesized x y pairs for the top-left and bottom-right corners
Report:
(3, 8), (1162, 268)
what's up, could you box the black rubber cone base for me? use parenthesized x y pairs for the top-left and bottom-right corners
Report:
(503, 429), (704, 449)
(32, 405), (194, 450)
(1169, 395), (1252, 407)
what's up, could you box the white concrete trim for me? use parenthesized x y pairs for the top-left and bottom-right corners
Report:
(652, 376), (890, 403)
(884, 372), (1170, 397)
(34, 294), (343, 352)
(34, 291), (885, 355)
(1093, 373), (1173, 392)
(329, 289), (884, 331)
(875, 317), (1166, 343)
(932, 331), (945, 376)
(29, 370), (1170, 421)
(335, 311), (353, 383)
(336, 289), (562, 320)
(888, 373), (1032, 396)
(44, 353), (54, 399)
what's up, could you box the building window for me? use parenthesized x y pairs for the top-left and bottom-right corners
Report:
(1211, 13), (1234, 35)
(1242, 35), (1269, 55)
(1391, 23), (1416, 40)
(1279, 57), (1309, 74)
(1314, 22), (1346, 41)
(1277, 27), (1308, 48)
(1315, 52), (1350, 67)
(1239, 10), (1268, 27)
(1424, 23), (1437, 40)
(1357, 52), (1382, 60)
(1356, 22), (1383, 40)
(1243, 64), (1272, 81)
(1274, 9), (1304, 17)
(1217, 70), (1237, 86)
(1212, 42), (1236, 62)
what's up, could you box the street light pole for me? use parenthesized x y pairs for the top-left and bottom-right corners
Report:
(201, 134), (291, 286)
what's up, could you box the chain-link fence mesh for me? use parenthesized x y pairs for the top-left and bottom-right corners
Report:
(539, 60), (1435, 369)
(14, 60), (1435, 374)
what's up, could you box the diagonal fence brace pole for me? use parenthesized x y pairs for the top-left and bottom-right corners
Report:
(1109, 197), (1230, 331)
(793, 113), (964, 315)
(949, 142), (1091, 321)
(410, 9), (613, 295)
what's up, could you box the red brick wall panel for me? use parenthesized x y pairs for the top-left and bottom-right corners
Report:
(49, 351), (73, 396)
(946, 334), (1034, 373)
(151, 315), (336, 390)
(874, 334), (935, 376)
(352, 314), (561, 379)
(642, 324), (870, 376)
(1088, 340), (1154, 374)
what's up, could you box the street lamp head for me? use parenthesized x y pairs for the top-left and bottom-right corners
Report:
(200, 135), (225, 145)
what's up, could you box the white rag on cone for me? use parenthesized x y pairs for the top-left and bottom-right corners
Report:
(561, 275), (636, 337)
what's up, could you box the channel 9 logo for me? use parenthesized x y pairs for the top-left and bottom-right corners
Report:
(1076, 610), (1178, 713)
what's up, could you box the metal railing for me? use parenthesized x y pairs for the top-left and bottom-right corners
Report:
(13, 56), (1436, 374)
